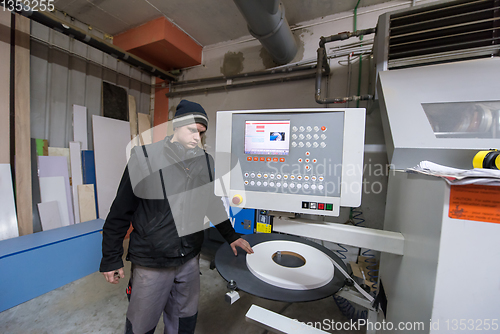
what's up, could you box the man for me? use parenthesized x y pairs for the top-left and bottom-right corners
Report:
(99, 99), (253, 334)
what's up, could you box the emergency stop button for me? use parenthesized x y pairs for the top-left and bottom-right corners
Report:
(232, 195), (243, 205)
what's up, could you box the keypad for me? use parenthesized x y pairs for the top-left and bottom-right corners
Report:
(241, 122), (329, 195)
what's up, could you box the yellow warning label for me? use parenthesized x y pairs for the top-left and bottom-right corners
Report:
(256, 222), (272, 233)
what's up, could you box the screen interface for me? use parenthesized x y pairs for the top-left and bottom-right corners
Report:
(244, 120), (291, 155)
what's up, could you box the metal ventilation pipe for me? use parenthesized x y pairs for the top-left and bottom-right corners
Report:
(233, 0), (298, 65)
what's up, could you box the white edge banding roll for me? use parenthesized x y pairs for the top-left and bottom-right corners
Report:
(246, 240), (335, 290)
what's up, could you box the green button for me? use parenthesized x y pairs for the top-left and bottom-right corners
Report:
(325, 203), (333, 211)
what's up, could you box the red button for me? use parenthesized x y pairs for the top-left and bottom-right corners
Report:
(318, 203), (325, 210)
(266, 157), (272, 162)
(260, 157), (265, 161)
(273, 157), (279, 162)
(321, 126), (326, 131)
(253, 157), (259, 161)
(247, 157), (252, 161)
(280, 158), (285, 162)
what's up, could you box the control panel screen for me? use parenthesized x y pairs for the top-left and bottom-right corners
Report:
(231, 112), (345, 198)
(215, 108), (366, 216)
(244, 120), (290, 155)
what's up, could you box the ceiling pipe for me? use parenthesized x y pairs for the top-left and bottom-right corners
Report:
(165, 72), (316, 98)
(233, 0), (298, 65)
(4, 4), (178, 82)
(319, 28), (376, 48)
(170, 64), (316, 87)
(316, 28), (376, 104)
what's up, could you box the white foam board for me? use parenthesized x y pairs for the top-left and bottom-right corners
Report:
(70, 141), (83, 224)
(0, 164), (19, 241)
(38, 156), (74, 225)
(39, 176), (71, 227)
(92, 115), (130, 219)
(37, 201), (62, 231)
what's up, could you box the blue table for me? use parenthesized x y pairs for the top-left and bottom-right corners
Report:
(0, 219), (104, 312)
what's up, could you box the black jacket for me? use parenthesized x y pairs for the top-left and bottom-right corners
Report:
(99, 137), (239, 272)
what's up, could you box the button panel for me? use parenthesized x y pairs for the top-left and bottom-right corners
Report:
(290, 124), (329, 151)
(240, 166), (325, 192)
(241, 120), (332, 195)
(301, 201), (333, 211)
(233, 112), (344, 201)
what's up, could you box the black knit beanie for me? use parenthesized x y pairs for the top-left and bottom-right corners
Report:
(172, 100), (208, 129)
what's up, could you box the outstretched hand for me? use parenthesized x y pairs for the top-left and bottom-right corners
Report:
(230, 238), (254, 256)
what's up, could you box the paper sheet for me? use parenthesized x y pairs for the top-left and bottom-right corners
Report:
(406, 161), (500, 186)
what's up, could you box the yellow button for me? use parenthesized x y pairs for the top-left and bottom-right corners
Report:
(232, 195), (243, 205)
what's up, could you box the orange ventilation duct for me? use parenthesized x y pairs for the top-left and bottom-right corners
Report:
(113, 17), (202, 72)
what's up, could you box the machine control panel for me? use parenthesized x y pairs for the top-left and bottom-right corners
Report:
(231, 112), (344, 198)
(215, 108), (365, 217)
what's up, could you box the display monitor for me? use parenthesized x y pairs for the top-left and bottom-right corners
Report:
(215, 108), (365, 216)
(244, 120), (290, 155)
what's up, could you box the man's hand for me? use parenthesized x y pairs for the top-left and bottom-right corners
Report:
(230, 238), (254, 256)
(102, 268), (125, 284)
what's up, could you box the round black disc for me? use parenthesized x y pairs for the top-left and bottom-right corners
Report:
(215, 233), (347, 303)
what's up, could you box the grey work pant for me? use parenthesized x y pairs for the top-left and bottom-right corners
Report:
(125, 256), (200, 334)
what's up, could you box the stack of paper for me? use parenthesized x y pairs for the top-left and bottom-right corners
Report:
(406, 161), (500, 186)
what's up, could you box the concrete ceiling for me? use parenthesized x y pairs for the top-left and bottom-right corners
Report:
(54, 0), (396, 46)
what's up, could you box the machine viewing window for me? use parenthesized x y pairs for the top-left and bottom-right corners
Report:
(244, 120), (290, 155)
(422, 101), (500, 139)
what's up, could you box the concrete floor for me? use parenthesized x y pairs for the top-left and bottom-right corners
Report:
(0, 238), (366, 334)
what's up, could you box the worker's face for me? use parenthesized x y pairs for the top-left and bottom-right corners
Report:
(173, 123), (206, 149)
